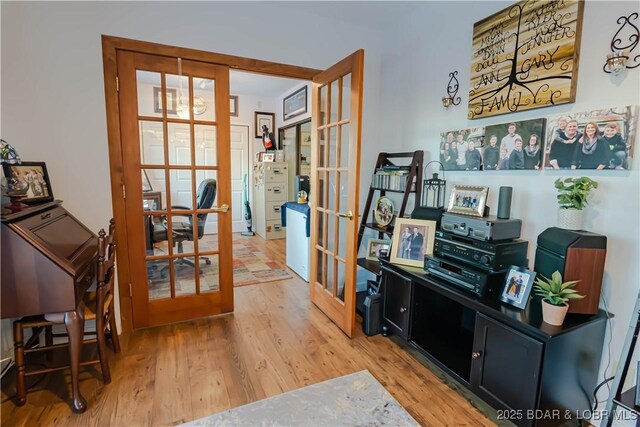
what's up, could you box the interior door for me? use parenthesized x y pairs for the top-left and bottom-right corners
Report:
(230, 125), (249, 232)
(309, 50), (364, 337)
(118, 51), (233, 328)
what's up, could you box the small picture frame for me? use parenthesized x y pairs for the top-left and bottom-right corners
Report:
(283, 86), (308, 121)
(230, 95), (239, 117)
(373, 196), (394, 227)
(390, 217), (437, 268)
(447, 185), (489, 217)
(255, 111), (275, 138)
(366, 238), (391, 261)
(499, 265), (536, 309)
(153, 87), (177, 115)
(2, 161), (54, 204)
(262, 152), (275, 162)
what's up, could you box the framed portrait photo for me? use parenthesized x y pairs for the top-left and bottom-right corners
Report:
(365, 238), (391, 261)
(390, 217), (437, 268)
(255, 111), (275, 138)
(3, 161), (54, 204)
(499, 265), (536, 309)
(373, 196), (394, 227)
(447, 185), (489, 217)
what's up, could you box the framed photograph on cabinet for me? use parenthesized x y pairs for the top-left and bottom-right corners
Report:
(2, 161), (53, 204)
(499, 265), (536, 309)
(366, 238), (391, 260)
(283, 86), (307, 121)
(447, 185), (489, 217)
(373, 196), (394, 227)
(262, 152), (275, 162)
(390, 217), (437, 268)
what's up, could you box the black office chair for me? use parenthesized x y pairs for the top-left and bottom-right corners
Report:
(151, 179), (217, 270)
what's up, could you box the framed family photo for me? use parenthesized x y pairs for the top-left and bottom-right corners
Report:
(447, 185), (489, 217)
(2, 161), (53, 204)
(365, 238), (391, 260)
(390, 218), (437, 268)
(499, 266), (536, 309)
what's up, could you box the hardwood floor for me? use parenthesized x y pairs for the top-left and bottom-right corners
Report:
(1, 236), (496, 426)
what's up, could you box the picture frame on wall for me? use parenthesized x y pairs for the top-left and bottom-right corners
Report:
(390, 217), (437, 268)
(484, 118), (547, 171)
(255, 111), (275, 138)
(499, 265), (536, 309)
(283, 86), (307, 121)
(230, 95), (239, 117)
(153, 87), (177, 114)
(2, 161), (54, 204)
(447, 185), (489, 217)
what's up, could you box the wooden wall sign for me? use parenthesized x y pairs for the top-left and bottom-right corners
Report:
(468, 0), (584, 119)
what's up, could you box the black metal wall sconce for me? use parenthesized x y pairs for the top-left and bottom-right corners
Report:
(442, 71), (461, 108)
(603, 12), (639, 75)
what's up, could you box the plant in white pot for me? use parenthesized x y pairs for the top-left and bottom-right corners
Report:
(533, 270), (585, 326)
(554, 177), (598, 230)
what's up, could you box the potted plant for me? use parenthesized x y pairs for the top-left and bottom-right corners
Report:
(554, 177), (598, 230)
(533, 270), (585, 325)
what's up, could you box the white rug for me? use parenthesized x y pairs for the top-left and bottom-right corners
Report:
(181, 370), (419, 426)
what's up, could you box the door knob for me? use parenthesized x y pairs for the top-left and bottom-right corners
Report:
(212, 204), (229, 213)
(337, 210), (354, 220)
(472, 351), (482, 359)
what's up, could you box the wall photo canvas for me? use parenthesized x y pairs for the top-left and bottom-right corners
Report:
(468, 0), (584, 119)
(484, 118), (546, 171)
(439, 127), (485, 171)
(544, 105), (638, 170)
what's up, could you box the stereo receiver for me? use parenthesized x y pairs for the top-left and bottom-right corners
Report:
(424, 255), (506, 297)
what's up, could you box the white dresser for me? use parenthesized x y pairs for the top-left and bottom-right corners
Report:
(253, 161), (288, 240)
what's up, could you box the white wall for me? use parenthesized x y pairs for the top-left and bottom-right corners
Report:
(378, 0), (640, 412)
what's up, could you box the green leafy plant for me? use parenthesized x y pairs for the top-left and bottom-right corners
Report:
(533, 270), (585, 306)
(554, 177), (598, 210)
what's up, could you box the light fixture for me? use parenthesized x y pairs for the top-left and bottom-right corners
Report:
(442, 71), (461, 109)
(176, 58), (190, 119)
(421, 161), (446, 208)
(603, 13), (639, 74)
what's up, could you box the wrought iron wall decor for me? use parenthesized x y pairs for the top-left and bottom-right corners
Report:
(442, 71), (461, 108)
(603, 12), (640, 75)
(468, 0), (584, 119)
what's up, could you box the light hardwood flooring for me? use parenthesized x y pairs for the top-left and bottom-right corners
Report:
(1, 236), (496, 426)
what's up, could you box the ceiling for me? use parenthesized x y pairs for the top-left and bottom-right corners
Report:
(230, 71), (304, 98)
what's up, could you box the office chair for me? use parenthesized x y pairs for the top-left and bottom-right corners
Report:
(152, 179), (217, 270)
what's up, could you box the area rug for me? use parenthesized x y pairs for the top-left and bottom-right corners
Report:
(147, 239), (292, 299)
(232, 238), (292, 287)
(181, 370), (419, 426)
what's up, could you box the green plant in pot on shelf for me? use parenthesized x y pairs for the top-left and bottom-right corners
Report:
(533, 270), (585, 326)
(554, 177), (598, 230)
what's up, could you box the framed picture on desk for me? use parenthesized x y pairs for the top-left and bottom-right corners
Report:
(2, 161), (53, 204)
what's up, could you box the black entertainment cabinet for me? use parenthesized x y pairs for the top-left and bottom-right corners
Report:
(379, 259), (608, 427)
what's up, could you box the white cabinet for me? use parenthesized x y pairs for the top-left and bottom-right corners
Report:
(285, 205), (310, 281)
(254, 162), (288, 240)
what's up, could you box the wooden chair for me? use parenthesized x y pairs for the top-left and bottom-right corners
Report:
(12, 219), (121, 406)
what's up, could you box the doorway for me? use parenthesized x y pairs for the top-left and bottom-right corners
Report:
(103, 36), (363, 336)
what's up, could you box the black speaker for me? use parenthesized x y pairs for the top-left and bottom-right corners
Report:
(294, 175), (310, 196)
(497, 186), (513, 219)
(411, 206), (445, 228)
(362, 293), (382, 336)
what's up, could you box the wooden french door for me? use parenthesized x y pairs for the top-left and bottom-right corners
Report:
(117, 51), (233, 328)
(309, 50), (364, 337)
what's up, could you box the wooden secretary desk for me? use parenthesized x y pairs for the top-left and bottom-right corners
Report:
(1, 201), (98, 412)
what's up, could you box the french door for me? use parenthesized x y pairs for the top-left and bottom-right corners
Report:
(117, 51), (233, 328)
(309, 50), (364, 337)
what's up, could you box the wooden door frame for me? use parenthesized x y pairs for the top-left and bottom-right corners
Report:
(102, 35), (321, 333)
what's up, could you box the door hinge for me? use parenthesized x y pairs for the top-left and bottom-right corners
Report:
(129, 283), (132, 297)
(122, 184), (126, 199)
(116, 76), (119, 92)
